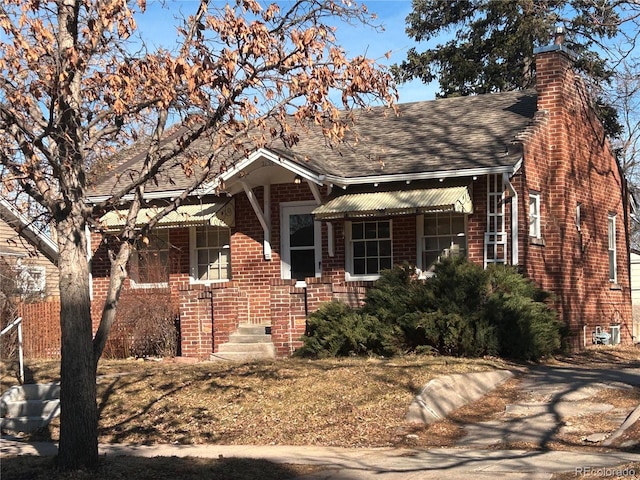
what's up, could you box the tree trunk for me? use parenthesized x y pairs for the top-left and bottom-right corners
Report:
(55, 214), (99, 469)
(93, 241), (131, 363)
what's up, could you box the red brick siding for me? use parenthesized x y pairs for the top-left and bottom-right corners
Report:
(90, 228), (188, 337)
(90, 48), (632, 357)
(516, 48), (632, 347)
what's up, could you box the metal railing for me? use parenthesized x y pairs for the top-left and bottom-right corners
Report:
(1, 317), (24, 384)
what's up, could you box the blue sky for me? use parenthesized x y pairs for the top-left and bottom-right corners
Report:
(133, 0), (437, 103)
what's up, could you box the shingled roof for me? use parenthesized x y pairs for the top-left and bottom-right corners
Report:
(89, 89), (537, 197)
(286, 89), (537, 178)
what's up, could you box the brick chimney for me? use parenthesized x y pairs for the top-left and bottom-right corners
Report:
(533, 27), (579, 112)
(533, 27), (579, 124)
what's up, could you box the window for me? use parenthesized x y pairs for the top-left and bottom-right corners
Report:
(191, 226), (231, 282)
(347, 220), (392, 279)
(281, 203), (321, 282)
(576, 203), (582, 231)
(608, 214), (617, 283)
(15, 264), (46, 294)
(529, 192), (541, 238)
(131, 230), (170, 285)
(422, 213), (467, 273)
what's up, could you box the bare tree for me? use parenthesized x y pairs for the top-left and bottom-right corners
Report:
(0, 0), (396, 469)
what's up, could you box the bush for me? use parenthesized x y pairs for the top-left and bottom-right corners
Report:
(103, 291), (179, 359)
(295, 301), (397, 358)
(360, 264), (430, 351)
(484, 265), (563, 360)
(298, 258), (565, 361)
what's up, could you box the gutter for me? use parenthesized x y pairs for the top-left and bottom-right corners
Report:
(323, 164), (519, 188)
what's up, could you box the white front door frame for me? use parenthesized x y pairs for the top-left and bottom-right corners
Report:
(280, 201), (322, 283)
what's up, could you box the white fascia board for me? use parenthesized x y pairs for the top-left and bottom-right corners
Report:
(86, 189), (193, 204)
(0, 197), (58, 260)
(511, 157), (523, 175)
(201, 147), (324, 194)
(323, 163), (520, 188)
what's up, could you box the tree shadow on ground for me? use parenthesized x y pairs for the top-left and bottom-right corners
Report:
(2, 454), (323, 480)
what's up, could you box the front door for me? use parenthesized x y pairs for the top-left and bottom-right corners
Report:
(281, 203), (321, 282)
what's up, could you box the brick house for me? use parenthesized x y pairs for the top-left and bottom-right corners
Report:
(88, 41), (633, 359)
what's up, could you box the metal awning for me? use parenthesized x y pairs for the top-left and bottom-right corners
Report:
(312, 186), (473, 220)
(100, 200), (235, 231)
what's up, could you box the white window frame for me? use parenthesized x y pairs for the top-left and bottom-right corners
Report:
(576, 203), (582, 231)
(280, 202), (322, 283)
(417, 213), (467, 276)
(15, 264), (46, 294)
(189, 225), (231, 285)
(345, 219), (393, 282)
(608, 213), (617, 283)
(529, 192), (541, 238)
(129, 229), (170, 289)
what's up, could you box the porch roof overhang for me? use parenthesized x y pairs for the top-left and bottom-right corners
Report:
(312, 186), (473, 220)
(99, 200), (235, 231)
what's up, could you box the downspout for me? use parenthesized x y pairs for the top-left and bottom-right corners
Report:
(86, 225), (93, 301)
(504, 173), (519, 265)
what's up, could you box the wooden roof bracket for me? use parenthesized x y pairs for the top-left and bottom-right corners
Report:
(241, 181), (272, 260)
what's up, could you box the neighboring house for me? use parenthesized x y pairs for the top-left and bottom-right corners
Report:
(630, 250), (640, 342)
(88, 39), (633, 359)
(0, 198), (59, 300)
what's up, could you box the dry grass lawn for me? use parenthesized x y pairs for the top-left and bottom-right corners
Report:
(1, 345), (639, 480)
(2, 354), (511, 447)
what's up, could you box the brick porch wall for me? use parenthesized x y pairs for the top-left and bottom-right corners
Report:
(268, 277), (369, 357)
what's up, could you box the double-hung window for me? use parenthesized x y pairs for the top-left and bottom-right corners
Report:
(131, 230), (170, 286)
(347, 220), (392, 280)
(15, 264), (46, 294)
(191, 226), (231, 282)
(421, 213), (467, 273)
(608, 214), (617, 283)
(529, 192), (541, 238)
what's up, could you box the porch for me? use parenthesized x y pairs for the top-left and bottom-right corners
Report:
(176, 277), (368, 359)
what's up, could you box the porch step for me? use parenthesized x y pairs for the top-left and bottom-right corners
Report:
(212, 324), (275, 362)
(236, 324), (271, 336)
(1, 383), (60, 434)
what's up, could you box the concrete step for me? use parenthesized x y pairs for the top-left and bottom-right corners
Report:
(2, 383), (60, 402)
(211, 325), (275, 362)
(217, 342), (275, 355)
(1, 383), (61, 434)
(228, 334), (273, 343)
(210, 350), (275, 362)
(1, 416), (51, 433)
(237, 324), (271, 336)
(2, 399), (60, 418)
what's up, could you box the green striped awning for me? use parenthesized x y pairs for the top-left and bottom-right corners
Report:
(312, 187), (472, 220)
(100, 200), (235, 231)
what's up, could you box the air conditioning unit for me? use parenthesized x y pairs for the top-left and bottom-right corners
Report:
(609, 325), (621, 345)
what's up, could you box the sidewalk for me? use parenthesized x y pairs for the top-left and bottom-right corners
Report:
(2, 439), (640, 479)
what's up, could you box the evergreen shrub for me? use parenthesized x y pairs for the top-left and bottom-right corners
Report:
(298, 257), (565, 360)
(295, 300), (396, 358)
